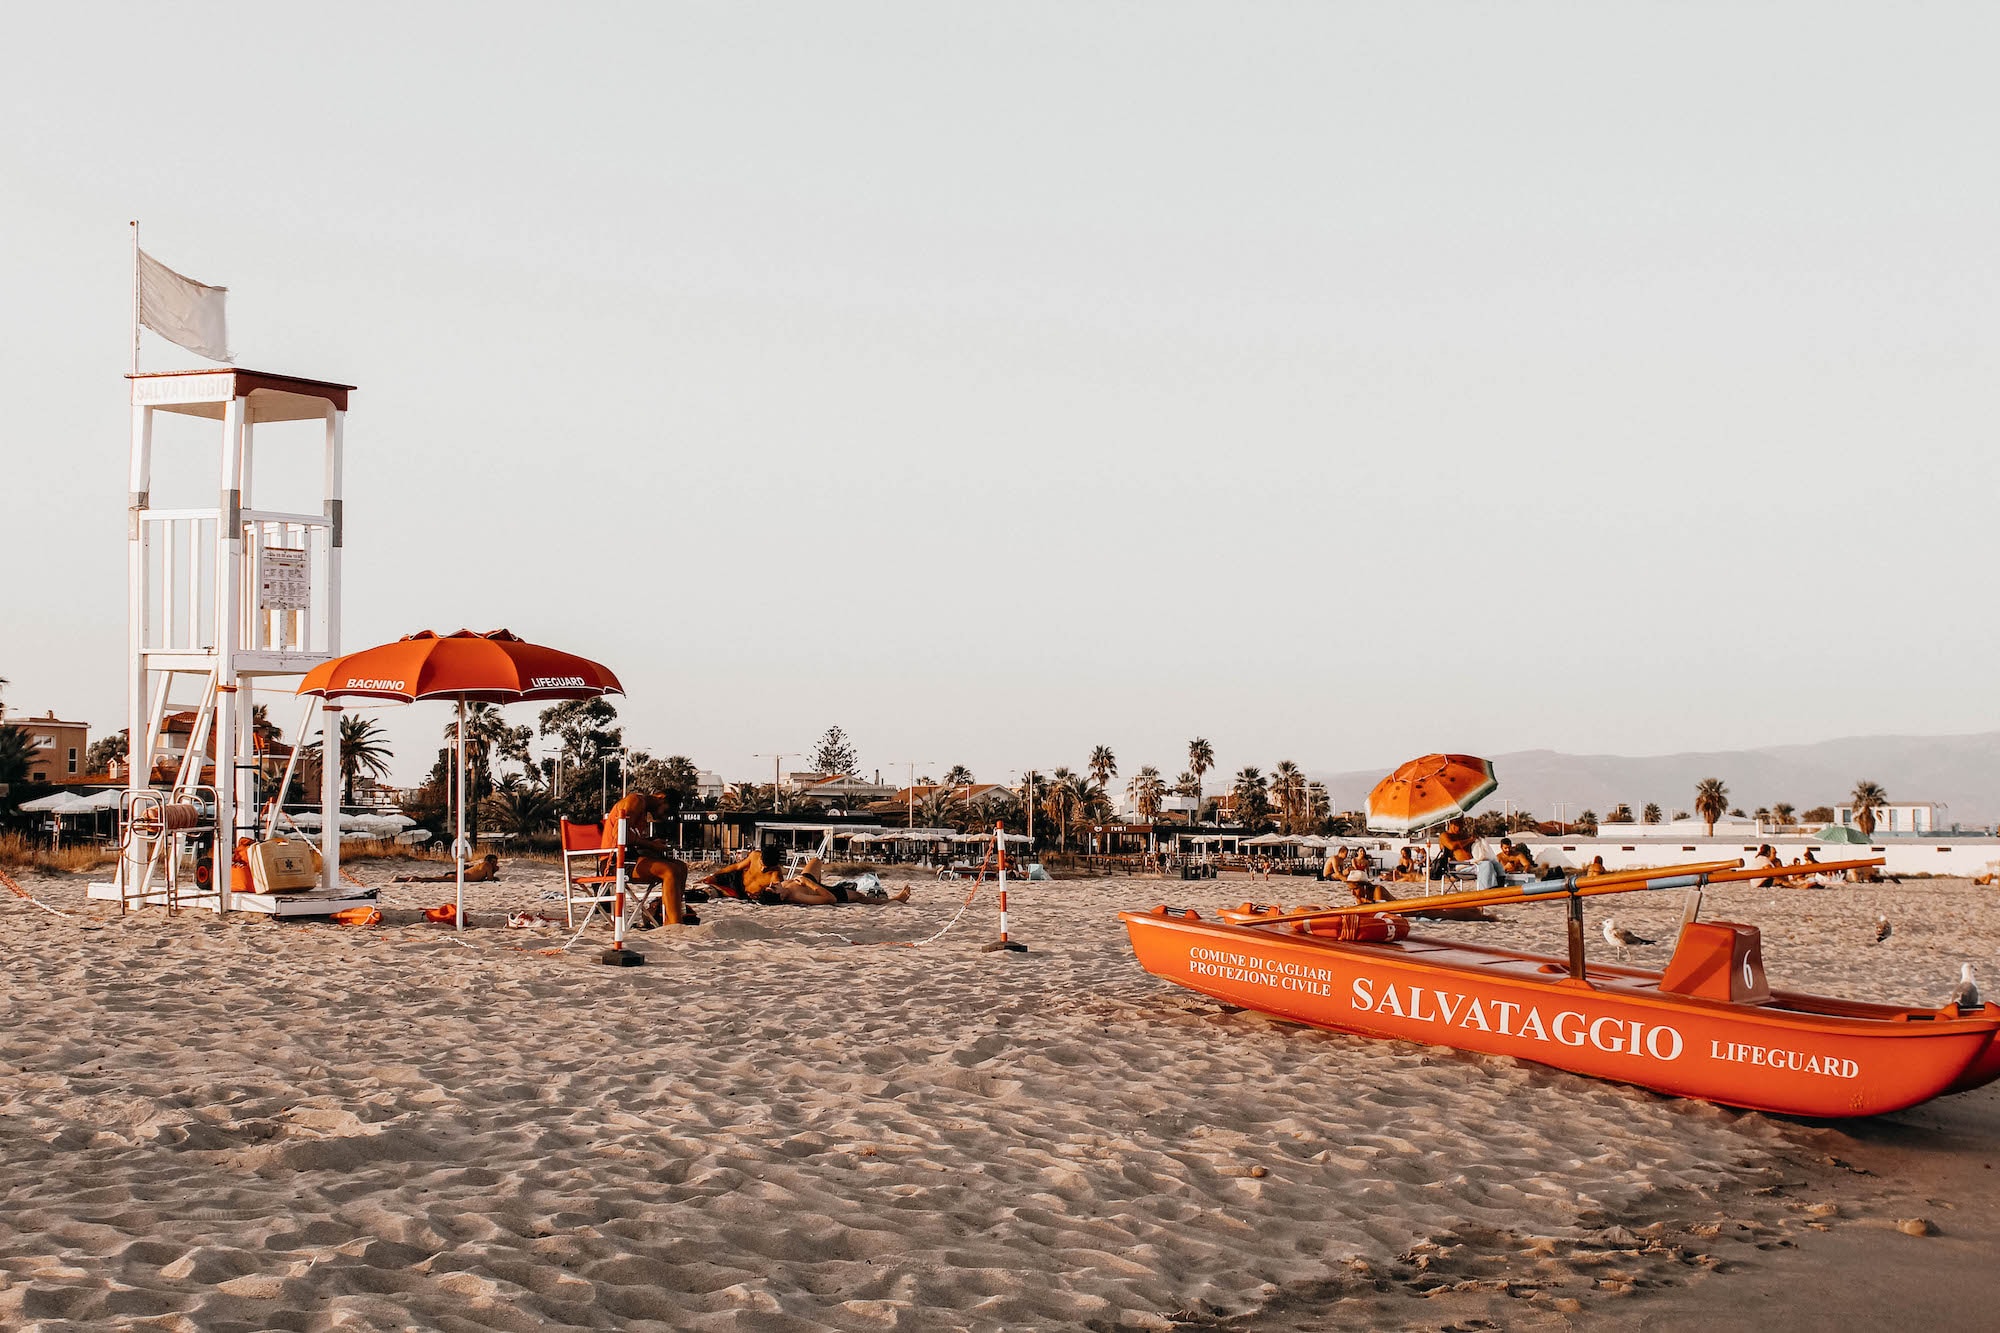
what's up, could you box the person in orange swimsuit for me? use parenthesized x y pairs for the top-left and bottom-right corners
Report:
(601, 792), (695, 925)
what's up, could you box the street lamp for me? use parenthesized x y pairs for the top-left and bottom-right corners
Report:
(892, 760), (933, 829)
(752, 752), (797, 814)
(601, 749), (628, 812)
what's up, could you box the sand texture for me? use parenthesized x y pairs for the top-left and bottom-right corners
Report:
(2, 863), (1997, 1330)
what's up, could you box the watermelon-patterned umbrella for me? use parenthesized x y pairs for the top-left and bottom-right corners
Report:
(1364, 754), (1498, 833)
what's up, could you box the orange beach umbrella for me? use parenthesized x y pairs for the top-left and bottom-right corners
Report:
(299, 630), (623, 929)
(298, 628), (622, 704)
(1364, 753), (1498, 834)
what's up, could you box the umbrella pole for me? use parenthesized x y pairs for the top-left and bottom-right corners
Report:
(455, 696), (466, 932)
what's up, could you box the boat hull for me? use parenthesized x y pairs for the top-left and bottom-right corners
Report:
(1121, 908), (2000, 1118)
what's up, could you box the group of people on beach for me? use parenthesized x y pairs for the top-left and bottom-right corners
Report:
(402, 792), (912, 926)
(595, 792), (909, 925)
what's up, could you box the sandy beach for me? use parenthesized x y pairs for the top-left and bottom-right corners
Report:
(2, 863), (1997, 1331)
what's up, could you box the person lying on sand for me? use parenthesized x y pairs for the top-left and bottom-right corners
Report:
(601, 792), (697, 925)
(776, 855), (911, 906)
(705, 847), (910, 906)
(395, 853), (500, 883)
(1345, 870), (1390, 905)
(703, 846), (786, 902)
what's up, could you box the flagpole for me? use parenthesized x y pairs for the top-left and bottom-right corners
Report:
(129, 220), (140, 374)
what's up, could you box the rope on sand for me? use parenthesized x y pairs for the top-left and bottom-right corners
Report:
(858, 880), (981, 949)
(0, 865), (76, 919)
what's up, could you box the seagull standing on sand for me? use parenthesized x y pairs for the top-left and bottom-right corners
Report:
(1602, 918), (1654, 961)
(1874, 915), (1892, 945)
(1950, 963), (1981, 1011)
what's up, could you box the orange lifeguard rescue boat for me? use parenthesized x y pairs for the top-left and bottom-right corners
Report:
(1121, 858), (2000, 1118)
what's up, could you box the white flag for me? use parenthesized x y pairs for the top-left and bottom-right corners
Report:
(137, 249), (230, 362)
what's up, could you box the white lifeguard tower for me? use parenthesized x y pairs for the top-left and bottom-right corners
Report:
(91, 367), (375, 916)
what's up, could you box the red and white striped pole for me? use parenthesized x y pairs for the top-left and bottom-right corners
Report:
(601, 815), (644, 966)
(982, 819), (1027, 953)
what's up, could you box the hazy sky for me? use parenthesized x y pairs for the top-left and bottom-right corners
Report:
(3, 3), (1996, 792)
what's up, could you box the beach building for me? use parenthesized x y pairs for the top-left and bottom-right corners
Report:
(1520, 830), (2000, 878)
(654, 809), (884, 858)
(1832, 801), (1940, 834)
(1597, 814), (1760, 838)
(788, 772), (897, 808)
(13, 712), (89, 784)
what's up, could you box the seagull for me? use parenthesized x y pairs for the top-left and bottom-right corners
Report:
(1874, 915), (1892, 945)
(1950, 963), (1981, 1011)
(1602, 918), (1654, 961)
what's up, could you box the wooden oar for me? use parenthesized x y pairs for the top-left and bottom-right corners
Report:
(1230, 859), (1741, 928)
(1236, 857), (1883, 928)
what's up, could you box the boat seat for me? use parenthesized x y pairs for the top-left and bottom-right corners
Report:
(1660, 920), (1771, 1004)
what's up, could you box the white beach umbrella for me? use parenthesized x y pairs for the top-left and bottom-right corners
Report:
(18, 792), (97, 814)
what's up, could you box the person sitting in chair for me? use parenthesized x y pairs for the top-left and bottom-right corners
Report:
(1436, 817), (1477, 865)
(395, 852), (500, 883)
(601, 792), (697, 925)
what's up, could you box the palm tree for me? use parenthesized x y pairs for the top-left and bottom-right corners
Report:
(1606, 803), (1634, 824)
(1071, 772), (1110, 826)
(1232, 766), (1270, 830)
(1088, 745), (1117, 789)
(1128, 766), (1166, 822)
(1043, 767), (1079, 850)
(1850, 781), (1888, 837)
(1693, 778), (1728, 836)
(447, 704), (533, 807)
(340, 715), (394, 805)
(1642, 802), (1662, 825)
(303, 714), (395, 806)
(1187, 739), (1214, 822)
(721, 782), (775, 813)
(250, 704), (283, 754)
(484, 785), (556, 840)
(1270, 760), (1308, 834)
(1772, 802), (1796, 829)
(917, 785), (961, 830)
(942, 764), (975, 789)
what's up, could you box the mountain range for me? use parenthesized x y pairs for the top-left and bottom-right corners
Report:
(1310, 733), (2000, 832)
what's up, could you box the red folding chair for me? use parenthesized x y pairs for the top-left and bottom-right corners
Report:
(560, 819), (619, 928)
(560, 817), (662, 930)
